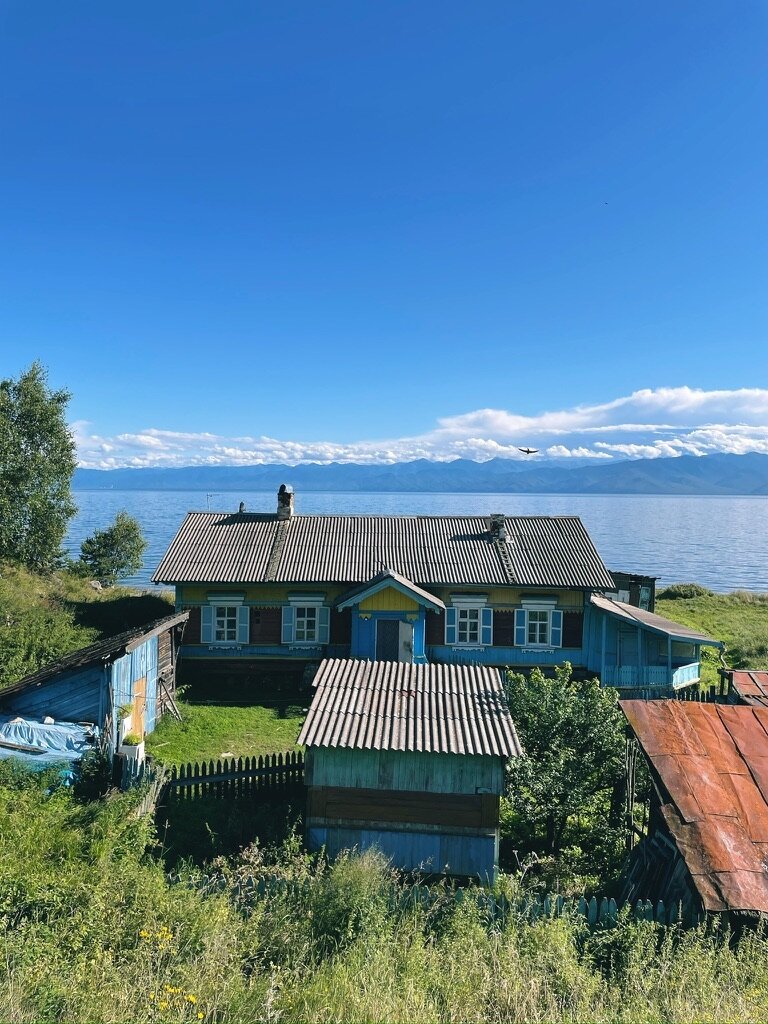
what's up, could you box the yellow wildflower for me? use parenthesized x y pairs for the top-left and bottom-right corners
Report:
(187, 994), (197, 1003)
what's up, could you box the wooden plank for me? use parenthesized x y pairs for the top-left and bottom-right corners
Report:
(307, 785), (499, 828)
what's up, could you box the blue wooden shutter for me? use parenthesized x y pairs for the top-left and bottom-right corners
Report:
(514, 609), (526, 646)
(445, 607), (457, 645)
(237, 605), (250, 644)
(481, 607), (493, 645)
(550, 609), (563, 647)
(281, 606), (294, 644)
(201, 605), (213, 643)
(318, 606), (330, 644)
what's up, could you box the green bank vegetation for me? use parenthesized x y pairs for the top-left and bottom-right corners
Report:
(657, 584), (768, 687)
(2, 763), (768, 1024)
(0, 562), (173, 690)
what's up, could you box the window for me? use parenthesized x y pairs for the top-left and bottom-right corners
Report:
(445, 597), (492, 646)
(282, 598), (330, 645)
(294, 605), (318, 642)
(527, 609), (549, 646)
(457, 607), (480, 644)
(200, 596), (249, 645)
(214, 605), (238, 643)
(514, 602), (562, 648)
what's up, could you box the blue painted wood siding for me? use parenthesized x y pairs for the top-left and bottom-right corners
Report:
(308, 748), (505, 795)
(351, 610), (427, 662)
(109, 635), (160, 750)
(308, 825), (498, 880)
(3, 664), (105, 723)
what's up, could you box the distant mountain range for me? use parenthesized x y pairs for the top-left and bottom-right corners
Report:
(73, 452), (768, 495)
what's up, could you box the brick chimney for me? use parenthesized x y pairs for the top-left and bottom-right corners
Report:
(489, 513), (506, 542)
(277, 484), (294, 520)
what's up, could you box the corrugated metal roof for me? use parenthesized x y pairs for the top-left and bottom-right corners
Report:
(731, 671), (768, 708)
(621, 699), (768, 914)
(153, 511), (615, 589)
(297, 658), (522, 758)
(591, 594), (721, 645)
(0, 612), (189, 699)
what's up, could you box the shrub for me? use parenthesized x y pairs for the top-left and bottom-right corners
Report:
(657, 582), (714, 600)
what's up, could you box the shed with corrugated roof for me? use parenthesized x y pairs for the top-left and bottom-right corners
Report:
(621, 699), (768, 925)
(297, 658), (522, 878)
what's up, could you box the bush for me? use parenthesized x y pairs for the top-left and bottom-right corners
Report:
(657, 582), (714, 600)
(77, 511), (147, 584)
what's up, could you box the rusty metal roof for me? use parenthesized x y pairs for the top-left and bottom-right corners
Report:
(591, 594), (722, 646)
(153, 511), (615, 589)
(731, 671), (768, 708)
(622, 699), (768, 914)
(297, 658), (522, 757)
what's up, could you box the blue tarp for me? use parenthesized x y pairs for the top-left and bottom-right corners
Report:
(0, 715), (96, 771)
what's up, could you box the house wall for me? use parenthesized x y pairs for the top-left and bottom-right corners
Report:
(584, 604), (701, 690)
(176, 582), (591, 668)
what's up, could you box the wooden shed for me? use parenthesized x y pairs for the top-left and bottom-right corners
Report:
(621, 699), (768, 926)
(298, 658), (521, 879)
(0, 612), (188, 761)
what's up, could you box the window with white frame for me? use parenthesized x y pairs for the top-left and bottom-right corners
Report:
(200, 595), (249, 645)
(214, 605), (238, 643)
(514, 601), (562, 648)
(282, 596), (330, 646)
(445, 596), (492, 646)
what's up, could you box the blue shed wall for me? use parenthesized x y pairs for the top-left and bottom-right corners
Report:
(3, 665), (106, 723)
(308, 825), (498, 880)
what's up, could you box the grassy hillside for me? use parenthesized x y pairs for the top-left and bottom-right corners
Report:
(0, 563), (173, 689)
(2, 764), (768, 1024)
(657, 585), (768, 687)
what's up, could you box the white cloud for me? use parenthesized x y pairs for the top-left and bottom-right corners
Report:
(73, 386), (768, 469)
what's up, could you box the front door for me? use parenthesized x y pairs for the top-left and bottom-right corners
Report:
(375, 619), (400, 661)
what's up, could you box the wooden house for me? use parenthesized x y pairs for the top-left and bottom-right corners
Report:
(152, 487), (720, 694)
(621, 699), (768, 925)
(0, 612), (188, 762)
(297, 658), (521, 878)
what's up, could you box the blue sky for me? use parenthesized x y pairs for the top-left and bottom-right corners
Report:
(1, 2), (767, 466)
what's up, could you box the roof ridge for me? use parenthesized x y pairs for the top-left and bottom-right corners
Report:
(264, 519), (290, 581)
(493, 536), (516, 585)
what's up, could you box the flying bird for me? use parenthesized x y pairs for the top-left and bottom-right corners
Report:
(517, 447), (539, 455)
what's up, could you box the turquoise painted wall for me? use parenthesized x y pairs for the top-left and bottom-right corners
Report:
(308, 747), (504, 795)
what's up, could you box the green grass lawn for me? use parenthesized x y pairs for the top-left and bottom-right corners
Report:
(145, 701), (307, 766)
(657, 587), (768, 687)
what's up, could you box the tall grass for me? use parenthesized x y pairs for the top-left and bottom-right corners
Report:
(2, 765), (768, 1023)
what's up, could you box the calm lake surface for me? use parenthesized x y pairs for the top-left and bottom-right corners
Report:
(67, 490), (768, 592)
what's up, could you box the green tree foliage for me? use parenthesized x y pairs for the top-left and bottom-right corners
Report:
(78, 511), (147, 584)
(0, 363), (77, 569)
(504, 663), (626, 862)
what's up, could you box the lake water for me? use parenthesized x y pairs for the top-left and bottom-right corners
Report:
(66, 490), (768, 592)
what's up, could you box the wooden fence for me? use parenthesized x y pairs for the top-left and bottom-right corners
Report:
(175, 871), (692, 928)
(164, 751), (304, 800)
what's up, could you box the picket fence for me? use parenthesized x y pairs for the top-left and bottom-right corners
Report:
(172, 871), (688, 929)
(165, 751), (304, 799)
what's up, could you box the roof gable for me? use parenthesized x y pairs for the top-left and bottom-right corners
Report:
(336, 570), (445, 612)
